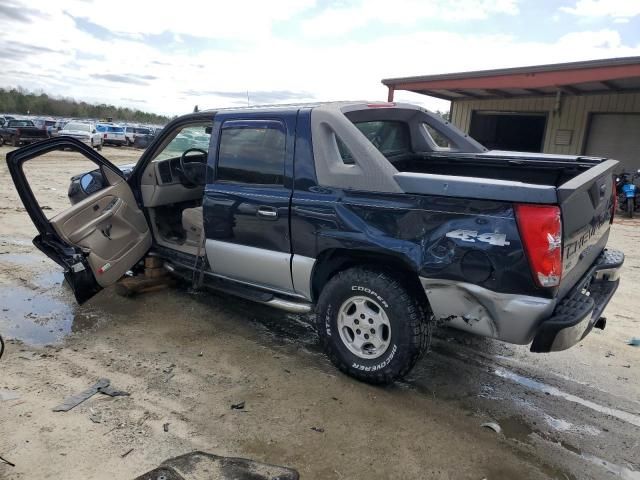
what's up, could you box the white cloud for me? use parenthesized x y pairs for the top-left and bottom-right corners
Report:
(560, 0), (640, 20)
(301, 0), (519, 36)
(0, 0), (639, 117)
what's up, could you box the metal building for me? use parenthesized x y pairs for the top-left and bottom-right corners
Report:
(383, 57), (640, 170)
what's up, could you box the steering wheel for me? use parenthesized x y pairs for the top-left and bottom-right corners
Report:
(179, 148), (208, 186)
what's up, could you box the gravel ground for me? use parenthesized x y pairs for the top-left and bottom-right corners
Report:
(0, 144), (638, 479)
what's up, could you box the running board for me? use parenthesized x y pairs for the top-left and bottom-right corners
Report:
(163, 262), (312, 314)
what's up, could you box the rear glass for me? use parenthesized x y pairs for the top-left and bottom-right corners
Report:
(337, 120), (411, 163)
(354, 121), (411, 157)
(108, 126), (124, 133)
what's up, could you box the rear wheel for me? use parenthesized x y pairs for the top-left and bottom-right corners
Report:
(11, 135), (19, 147)
(628, 198), (634, 218)
(0, 136), (4, 146)
(96, 141), (102, 151)
(316, 267), (430, 384)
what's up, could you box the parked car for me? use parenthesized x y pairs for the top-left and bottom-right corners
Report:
(96, 123), (126, 146)
(58, 121), (103, 150)
(0, 115), (15, 127)
(31, 118), (57, 137)
(0, 119), (49, 146)
(49, 119), (68, 137)
(6, 102), (624, 384)
(124, 126), (152, 146)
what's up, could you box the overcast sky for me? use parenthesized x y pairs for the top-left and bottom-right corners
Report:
(1, 0), (640, 116)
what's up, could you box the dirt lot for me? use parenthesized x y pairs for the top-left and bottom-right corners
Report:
(0, 144), (639, 479)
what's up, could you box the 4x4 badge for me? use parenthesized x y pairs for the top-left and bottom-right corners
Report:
(445, 230), (510, 246)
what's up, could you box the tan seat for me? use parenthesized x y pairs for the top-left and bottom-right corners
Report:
(182, 206), (203, 245)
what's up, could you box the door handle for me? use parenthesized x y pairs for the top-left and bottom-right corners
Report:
(257, 206), (278, 219)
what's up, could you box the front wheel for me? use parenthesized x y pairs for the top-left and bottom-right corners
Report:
(316, 267), (430, 385)
(11, 136), (19, 147)
(628, 198), (634, 218)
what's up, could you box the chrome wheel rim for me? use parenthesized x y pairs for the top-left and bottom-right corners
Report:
(337, 296), (391, 359)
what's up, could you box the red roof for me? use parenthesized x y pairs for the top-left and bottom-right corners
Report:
(382, 56), (640, 101)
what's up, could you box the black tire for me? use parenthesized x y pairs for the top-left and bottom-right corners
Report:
(628, 198), (634, 218)
(0, 136), (4, 146)
(316, 267), (430, 385)
(11, 135), (19, 147)
(96, 141), (102, 151)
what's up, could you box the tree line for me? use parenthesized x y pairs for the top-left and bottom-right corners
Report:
(0, 87), (170, 124)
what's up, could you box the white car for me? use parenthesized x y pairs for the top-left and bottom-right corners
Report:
(97, 123), (126, 146)
(58, 122), (103, 150)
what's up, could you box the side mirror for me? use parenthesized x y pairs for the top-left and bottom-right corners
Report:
(80, 171), (104, 195)
(92, 129), (97, 134)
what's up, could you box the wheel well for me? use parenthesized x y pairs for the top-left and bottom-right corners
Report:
(311, 249), (425, 302)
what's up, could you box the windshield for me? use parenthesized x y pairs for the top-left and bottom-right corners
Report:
(64, 123), (91, 132)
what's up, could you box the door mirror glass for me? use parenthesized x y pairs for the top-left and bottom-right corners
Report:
(92, 129), (97, 134)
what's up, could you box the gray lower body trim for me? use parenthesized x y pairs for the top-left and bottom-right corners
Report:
(291, 255), (315, 301)
(205, 240), (294, 292)
(420, 278), (556, 344)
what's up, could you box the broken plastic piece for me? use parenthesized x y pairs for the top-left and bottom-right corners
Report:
(99, 386), (130, 397)
(481, 421), (502, 434)
(627, 337), (640, 346)
(52, 378), (110, 412)
(133, 451), (299, 480)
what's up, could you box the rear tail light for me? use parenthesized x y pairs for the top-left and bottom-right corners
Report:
(515, 204), (562, 288)
(104, 133), (108, 139)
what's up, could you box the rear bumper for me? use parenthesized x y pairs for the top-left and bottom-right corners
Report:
(530, 249), (623, 352)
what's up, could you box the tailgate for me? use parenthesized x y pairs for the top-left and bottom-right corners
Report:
(557, 159), (618, 297)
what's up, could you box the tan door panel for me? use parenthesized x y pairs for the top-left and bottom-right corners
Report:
(50, 178), (151, 286)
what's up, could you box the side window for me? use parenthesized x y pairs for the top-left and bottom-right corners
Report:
(216, 120), (286, 185)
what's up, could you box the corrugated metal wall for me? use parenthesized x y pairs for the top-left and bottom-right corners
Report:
(450, 92), (640, 155)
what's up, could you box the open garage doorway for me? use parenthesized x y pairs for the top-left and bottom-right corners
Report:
(469, 111), (547, 152)
(585, 114), (640, 170)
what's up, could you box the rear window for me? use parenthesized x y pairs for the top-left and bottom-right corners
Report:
(108, 126), (124, 133)
(354, 121), (411, 157)
(337, 120), (411, 164)
(135, 127), (151, 134)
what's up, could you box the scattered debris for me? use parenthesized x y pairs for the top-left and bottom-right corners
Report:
(163, 364), (176, 374)
(310, 426), (325, 433)
(115, 274), (175, 297)
(133, 451), (299, 480)
(163, 422), (170, 432)
(0, 389), (20, 401)
(52, 378), (110, 412)
(99, 386), (130, 397)
(52, 379), (130, 411)
(231, 401), (245, 410)
(605, 351), (615, 358)
(121, 448), (134, 458)
(481, 422), (502, 434)
(89, 412), (102, 424)
(0, 455), (15, 467)
(627, 337), (640, 346)
(198, 351), (203, 357)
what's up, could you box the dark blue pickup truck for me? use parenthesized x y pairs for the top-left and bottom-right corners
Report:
(6, 102), (624, 384)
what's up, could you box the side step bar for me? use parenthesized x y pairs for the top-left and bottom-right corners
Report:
(163, 262), (312, 314)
